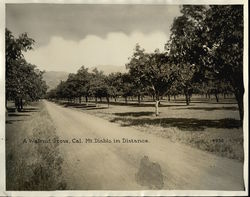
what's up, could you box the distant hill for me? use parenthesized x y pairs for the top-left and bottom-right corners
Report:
(93, 65), (127, 74)
(43, 66), (127, 91)
(43, 71), (69, 90)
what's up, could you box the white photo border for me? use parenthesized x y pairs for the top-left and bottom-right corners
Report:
(0, 0), (248, 196)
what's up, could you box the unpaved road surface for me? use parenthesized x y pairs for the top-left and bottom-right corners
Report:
(44, 100), (244, 190)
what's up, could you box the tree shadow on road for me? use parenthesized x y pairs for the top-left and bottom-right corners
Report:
(19, 108), (40, 113)
(108, 102), (185, 108)
(173, 100), (237, 105)
(8, 113), (30, 117)
(114, 112), (155, 117)
(6, 107), (39, 125)
(85, 107), (109, 110)
(6, 120), (24, 124)
(110, 117), (242, 131)
(60, 102), (97, 108)
(175, 106), (238, 111)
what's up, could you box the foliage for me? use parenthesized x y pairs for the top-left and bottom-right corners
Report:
(167, 5), (243, 119)
(202, 5), (244, 120)
(6, 29), (48, 110)
(126, 44), (176, 101)
(46, 5), (243, 119)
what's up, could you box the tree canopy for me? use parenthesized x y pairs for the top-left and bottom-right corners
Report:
(6, 29), (48, 110)
(46, 5), (243, 119)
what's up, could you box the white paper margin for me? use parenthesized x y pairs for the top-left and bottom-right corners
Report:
(0, 0), (248, 196)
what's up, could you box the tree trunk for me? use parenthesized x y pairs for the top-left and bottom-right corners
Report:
(188, 94), (191, 102)
(20, 98), (23, 110)
(155, 99), (160, 116)
(85, 96), (88, 103)
(168, 94), (170, 102)
(5, 97), (8, 110)
(174, 94), (176, 102)
(114, 97), (117, 102)
(155, 95), (160, 116)
(185, 93), (190, 105)
(106, 97), (110, 108)
(234, 89), (244, 122)
(16, 98), (21, 112)
(184, 87), (190, 106)
(79, 96), (81, 103)
(138, 95), (141, 104)
(215, 93), (219, 102)
(15, 98), (18, 109)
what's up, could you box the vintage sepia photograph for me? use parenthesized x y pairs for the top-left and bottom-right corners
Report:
(3, 2), (247, 195)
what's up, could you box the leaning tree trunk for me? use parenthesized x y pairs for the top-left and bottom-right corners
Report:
(5, 96), (8, 110)
(234, 88), (244, 122)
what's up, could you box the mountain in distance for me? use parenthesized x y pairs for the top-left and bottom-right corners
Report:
(43, 65), (127, 91)
(93, 65), (127, 75)
(43, 71), (69, 90)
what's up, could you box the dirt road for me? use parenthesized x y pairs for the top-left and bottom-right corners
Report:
(44, 100), (244, 190)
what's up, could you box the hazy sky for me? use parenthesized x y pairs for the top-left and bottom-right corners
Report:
(6, 4), (181, 72)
